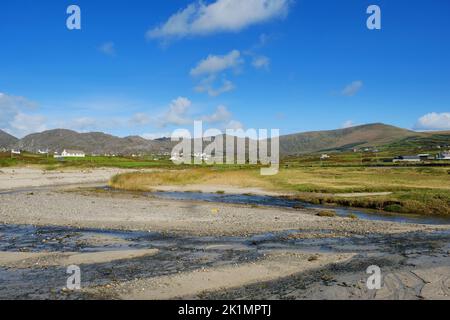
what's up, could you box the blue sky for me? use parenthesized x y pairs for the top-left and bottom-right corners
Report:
(1, 0), (450, 138)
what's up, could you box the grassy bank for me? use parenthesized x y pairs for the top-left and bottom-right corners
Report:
(110, 166), (450, 216)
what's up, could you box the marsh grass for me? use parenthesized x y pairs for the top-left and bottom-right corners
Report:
(110, 166), (450, 215)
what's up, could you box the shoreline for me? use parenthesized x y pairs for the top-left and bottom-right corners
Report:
(1, 186), (447, 237)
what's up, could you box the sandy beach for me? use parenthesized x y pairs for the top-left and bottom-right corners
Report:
(1, 168), (449, 300)
(0, 167), (151, 191)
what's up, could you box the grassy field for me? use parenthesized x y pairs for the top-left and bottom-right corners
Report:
(0, 152), (174, 169)
(3, 150), (450, 216)
(110, 166), (450, 216)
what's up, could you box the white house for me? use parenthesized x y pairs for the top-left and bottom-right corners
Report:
(194, 152), (210, 161)
(320, 154), (330, 160)
(436, 152), (450, 160)
(393, 155), (421, 163)
(11, 149), (21, 155)
(170, 152), (184, 161)
(60, 149), (86, 158)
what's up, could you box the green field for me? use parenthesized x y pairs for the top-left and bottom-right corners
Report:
(0, 152), (174, 169)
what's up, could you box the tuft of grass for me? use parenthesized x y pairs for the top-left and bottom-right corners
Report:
(383, 204), (404, 213)
(316, 210), (337, 217)
(44, 164), (59, 171)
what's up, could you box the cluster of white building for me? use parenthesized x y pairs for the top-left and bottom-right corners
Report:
(170, 152), (211, 162)
(54, 149), (86, 158)
(393, 152), (450, 163)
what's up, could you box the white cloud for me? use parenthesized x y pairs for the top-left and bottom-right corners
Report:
(195, 76), (235, 97)
(0, 93), (42, 137)
(201, 105), (232, 123)
(98, 42), (116, 56)
(70, 117), (99, 131)
(342, 120), (357, 128)
(130, 113), (152, 125)
(9, 112), (47, 137)
(414, 112), (450, 131)
(158, 97), (193, 127)
(252, 55), (270, 70)
(128, 97), (240, 129)
(225, 120), (244, 130)
(191, 50), (242, 96)
(191, 50), (243, 77)
(140, 132), (172, 140)
(147, 0), (291, 40)
(341, 81), (363, 97)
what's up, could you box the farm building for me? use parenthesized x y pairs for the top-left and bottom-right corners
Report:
(60, 149), (86, 158)
(436, 152), (450, 160)
(393, 155), (421, 163)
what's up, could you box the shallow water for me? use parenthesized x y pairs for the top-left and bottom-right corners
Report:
(151, 191), (450, 226)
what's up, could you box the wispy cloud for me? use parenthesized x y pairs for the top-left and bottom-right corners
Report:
(342, 120), (357, 128)
(157, 97), (193, 127)
(252, 55), (270, 70)
(147, 0), (291, 40)
(133, 97), (243, 134)
(190, 50), (243, 77)
(140, 132), (172, 140)
(130, 113), (152, 126)
(0, 92), (43, 137)
(341, 80), (363, 97)
(191, 50), (242, 96)
(414, 112), (450, 131)
(9, 112), (47, 137)
(1, 92), (245, 139)
(98, 42), (116, 56)
(194, 76), (235, 97)
(201, 105), (232, 123)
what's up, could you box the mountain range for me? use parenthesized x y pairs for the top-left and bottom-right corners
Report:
(1, 123), (449, 155)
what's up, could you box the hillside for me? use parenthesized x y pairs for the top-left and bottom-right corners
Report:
(15, 129), (175, 155)
(9, 123), (450, 156)
(279, 123), (422, 155)
(0, 130), (18, 149)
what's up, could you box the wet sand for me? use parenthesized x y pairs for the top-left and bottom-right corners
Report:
(0, 249), (159, 268)
(110, 252), (356, 300)
(1, 169), (449, 300)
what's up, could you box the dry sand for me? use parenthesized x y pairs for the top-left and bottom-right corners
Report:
(0, 167), (149, 190)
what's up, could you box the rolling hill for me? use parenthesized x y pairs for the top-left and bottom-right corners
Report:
(279, 123), (423, 155)
(0, 130), (18, 149)
(15, 129), (175, 155)
(8, 123), (450, 156)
